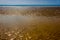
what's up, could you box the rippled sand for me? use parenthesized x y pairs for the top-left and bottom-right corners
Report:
(0, 15), (60, 40)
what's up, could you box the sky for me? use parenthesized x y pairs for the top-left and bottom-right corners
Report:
(0, 0), (60, 5)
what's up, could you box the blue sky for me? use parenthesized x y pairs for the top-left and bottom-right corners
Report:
(0, 0), (60, 5)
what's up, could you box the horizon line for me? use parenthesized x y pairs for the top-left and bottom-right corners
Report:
(0, 4), (60, 6)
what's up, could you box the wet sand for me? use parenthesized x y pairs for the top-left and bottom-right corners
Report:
(0, 15), (60, 40)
